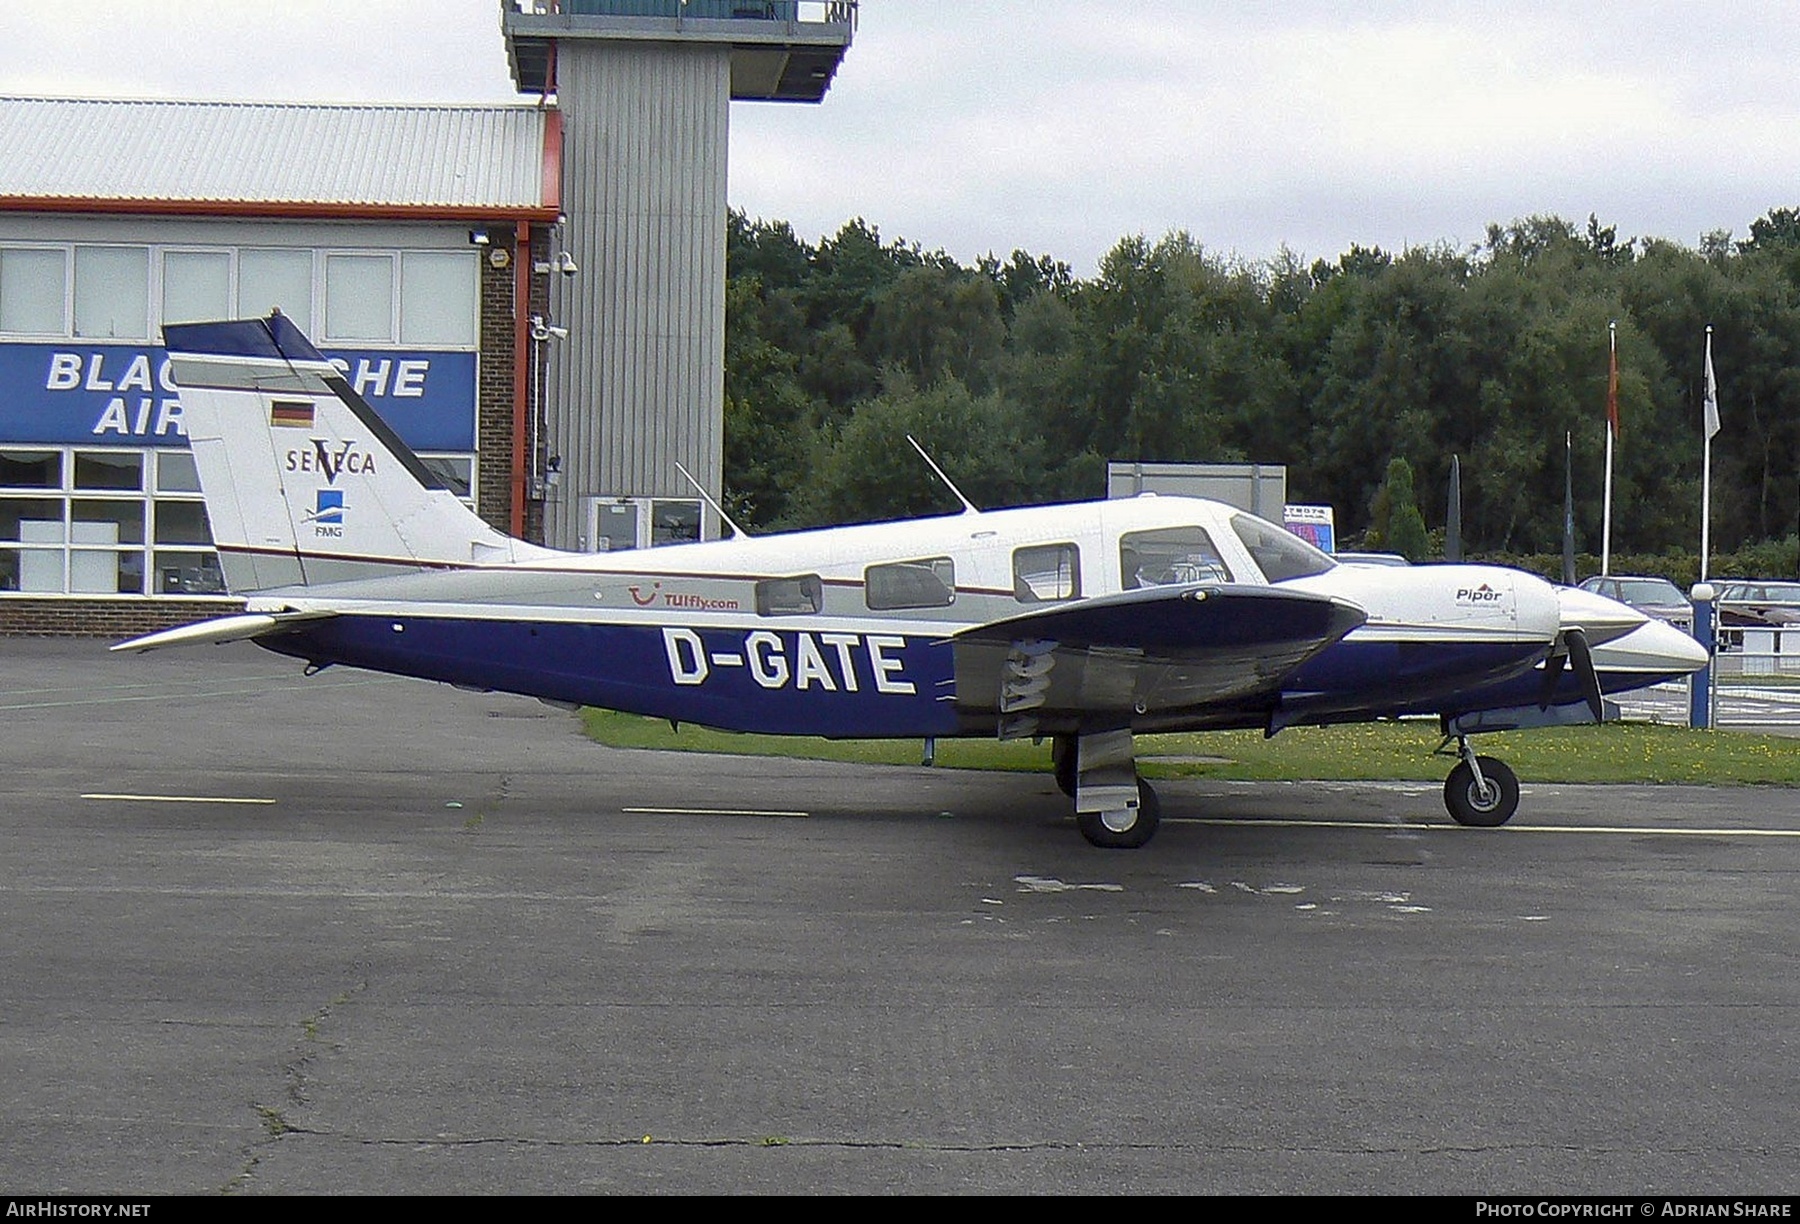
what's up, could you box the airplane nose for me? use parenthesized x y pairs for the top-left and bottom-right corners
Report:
(1591, 617), (1711, 677)
(1556, 585), (1648, 647)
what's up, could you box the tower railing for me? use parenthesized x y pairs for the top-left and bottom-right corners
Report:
(508, 1), (857, 28)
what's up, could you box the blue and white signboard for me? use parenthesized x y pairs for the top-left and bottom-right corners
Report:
(1283, 503), (1336, 553)
(0, 342), (478, 451)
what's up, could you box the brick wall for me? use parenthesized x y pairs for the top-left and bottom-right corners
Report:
(477, 234), (518, 539)
(476, 224), (552, 546)
(0, 597), (245, 638)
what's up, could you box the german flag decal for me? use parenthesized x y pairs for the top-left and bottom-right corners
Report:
(270, 400), (314, 428)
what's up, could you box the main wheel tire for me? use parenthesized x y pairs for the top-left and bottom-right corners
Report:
(1443, 756), (1520, 827)
(1052, 736), (1077, 798)
(1076, 778), (1162, 849)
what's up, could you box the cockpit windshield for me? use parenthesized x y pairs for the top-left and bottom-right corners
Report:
(1229, 513), (1336, 582)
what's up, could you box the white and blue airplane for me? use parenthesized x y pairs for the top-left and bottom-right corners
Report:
(116, 314), (1709, 848)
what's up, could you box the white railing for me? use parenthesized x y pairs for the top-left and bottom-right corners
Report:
(1715, 624), (1800, 678)
(509, 1), (856, 24)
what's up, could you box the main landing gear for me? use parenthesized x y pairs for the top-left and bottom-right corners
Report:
(1437, 735), (1520, 827)
(1053, 731), (1162, 849)
(1050, 729), (1523, 846)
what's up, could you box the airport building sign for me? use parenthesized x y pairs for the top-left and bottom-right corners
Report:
(0, 342), (479, 452)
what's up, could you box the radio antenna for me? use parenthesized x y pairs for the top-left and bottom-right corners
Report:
(675, 461), (747, 539)
(906, 435), (980, 515)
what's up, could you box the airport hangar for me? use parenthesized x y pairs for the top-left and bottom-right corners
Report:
(0, 2), (856, 636)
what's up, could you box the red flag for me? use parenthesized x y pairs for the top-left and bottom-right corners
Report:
(1606, 326), (1621, 437)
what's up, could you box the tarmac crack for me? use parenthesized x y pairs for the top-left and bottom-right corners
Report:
(222, 973), (370, 1195)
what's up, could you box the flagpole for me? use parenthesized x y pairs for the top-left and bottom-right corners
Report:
(1701, 326), (1720, 582)
(1602, 321), (1617, 576)
(1563, 431), (1576, 585)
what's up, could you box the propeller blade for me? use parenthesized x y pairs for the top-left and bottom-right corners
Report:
(1538, 640), (1568, 710)
(1566, 627), (1605, 722)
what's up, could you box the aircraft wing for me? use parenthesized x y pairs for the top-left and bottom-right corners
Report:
(110, 610), (335, 654)
(951, 584), (1366, 737)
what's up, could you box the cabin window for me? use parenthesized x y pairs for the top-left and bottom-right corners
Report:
(1120, 526), (1231, 588)
(1013, 543), (1080, 603)
(756, 574), (823, 616)
(865, 557), (955, 610)
(1229, 513), (1335, 582)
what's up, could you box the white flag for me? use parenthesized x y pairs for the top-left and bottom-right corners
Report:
(1703, 336), (1721, 439)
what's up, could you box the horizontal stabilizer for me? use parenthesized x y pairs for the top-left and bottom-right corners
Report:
(109, 610), (333, 654)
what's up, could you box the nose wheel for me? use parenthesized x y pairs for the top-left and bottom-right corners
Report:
(1440, 738), (1520, 827)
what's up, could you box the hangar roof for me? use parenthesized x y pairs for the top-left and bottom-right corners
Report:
(0, 96), (562, 222)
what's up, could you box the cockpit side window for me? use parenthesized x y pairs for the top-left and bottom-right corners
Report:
(1120, 526), (1232, 588)
(1013, 543), (1080, 603)
(1228, 513), (1336, 582)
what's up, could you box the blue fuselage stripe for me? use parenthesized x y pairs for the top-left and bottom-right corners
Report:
(266, 616), (963, 737)
(263, 614), (1569, 737)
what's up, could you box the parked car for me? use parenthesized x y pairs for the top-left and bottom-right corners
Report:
(1333, 551), (1410, 566)
(1577, 574), (1693, 632)
(1716, 580), (1800, 628)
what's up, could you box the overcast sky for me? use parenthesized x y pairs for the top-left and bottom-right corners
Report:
(5, 1), (1798, 275)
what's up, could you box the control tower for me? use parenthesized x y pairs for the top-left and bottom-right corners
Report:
(502, 1), (856, 550)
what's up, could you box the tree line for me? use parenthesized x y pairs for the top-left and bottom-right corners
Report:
(722, 208), (1800, 572)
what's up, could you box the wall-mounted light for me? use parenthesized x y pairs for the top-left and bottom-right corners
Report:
(533, 250), (580, 277)
(468, 228), (490, 246)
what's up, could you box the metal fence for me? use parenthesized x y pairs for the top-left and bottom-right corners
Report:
(1712, 624), (1800, 729)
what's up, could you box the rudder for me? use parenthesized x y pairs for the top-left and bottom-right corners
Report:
(166, 313), (552, 592)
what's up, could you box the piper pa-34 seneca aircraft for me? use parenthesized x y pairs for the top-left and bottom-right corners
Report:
(116, 314), (1709, 848)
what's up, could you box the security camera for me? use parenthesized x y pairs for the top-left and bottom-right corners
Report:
(529, 315), (569, 343)
(534, 251), (580, 277)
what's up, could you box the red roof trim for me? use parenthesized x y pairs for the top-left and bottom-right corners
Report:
(0, 197), (562, 223)
(540, 107), (563, 216)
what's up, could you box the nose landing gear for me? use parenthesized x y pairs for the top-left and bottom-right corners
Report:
(1438, 735), (1520, 827)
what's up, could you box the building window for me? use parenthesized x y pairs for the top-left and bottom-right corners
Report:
(0, 445), (225, 597)
(73, 246), (149, 339)
(400, 251), (477, 347)
(0, 247), (67, 334)
(238, 249), (314, 334)
(3, 243), (476, 345)
(162, 250), (231, 326)
(324, 253), (394, 341)
(417, 455), (474, 502)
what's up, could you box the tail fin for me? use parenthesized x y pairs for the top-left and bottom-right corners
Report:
(165, 313), (556, 592)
